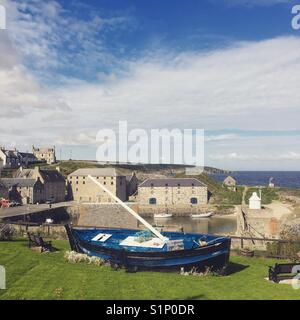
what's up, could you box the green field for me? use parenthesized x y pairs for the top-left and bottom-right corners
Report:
(0, 240), (299, 300)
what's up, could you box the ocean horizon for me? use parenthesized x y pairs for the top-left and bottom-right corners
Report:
(210, 171), (300, 189)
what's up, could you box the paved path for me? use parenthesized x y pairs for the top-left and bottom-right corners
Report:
(0, 201), (76, 219)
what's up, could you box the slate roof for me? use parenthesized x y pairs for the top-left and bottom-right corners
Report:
(16, 168), (65, 183)
(39, 169), (65, 183)
(2, 150), (20, 159)
(139, 178), (207, 188)
(1, 178), (37, 188)
(19, 152), (37, 160)
(68, 168), (125, 178)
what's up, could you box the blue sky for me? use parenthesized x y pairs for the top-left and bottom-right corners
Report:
(1, 0), (300, 170)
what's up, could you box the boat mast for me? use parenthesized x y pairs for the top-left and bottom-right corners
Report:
(88, 175), (168, 242)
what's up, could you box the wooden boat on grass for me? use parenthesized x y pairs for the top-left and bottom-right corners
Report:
(65, 225), (231, 271)
(65, 176), (231, 272)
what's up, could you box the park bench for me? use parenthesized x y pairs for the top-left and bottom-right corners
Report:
(269, 263), (300, 283)
(27, 232), (55, 252)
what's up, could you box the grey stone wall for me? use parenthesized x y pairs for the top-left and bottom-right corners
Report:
(77, 203), (139, 229)
(139, 186), (208, 206)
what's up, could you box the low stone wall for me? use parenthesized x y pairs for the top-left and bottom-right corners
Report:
(77, 203), (139, 229)
(9, 224), (68, 240)
(139, 204), (216, 217)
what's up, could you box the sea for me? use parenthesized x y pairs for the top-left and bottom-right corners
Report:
(210, 171), (300, 189)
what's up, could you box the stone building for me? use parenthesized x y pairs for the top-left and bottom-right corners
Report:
(0, 147), (42, 169)
(19, 152), (39, 167)
(1, 178), (44, 204)
(32, 146), (56, 164)
(15, 166), (66, 202)
(0, 147), (21, 169)
(138, 178), (208, 206)
(223, 176), (237, 192)
(67, 168), (127, 203)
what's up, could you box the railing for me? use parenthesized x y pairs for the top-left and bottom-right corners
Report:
(2, 221), (300, 260)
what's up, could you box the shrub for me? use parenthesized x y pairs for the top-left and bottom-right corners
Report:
(266, 224), (300, 261)
(64, 251), (106, 266)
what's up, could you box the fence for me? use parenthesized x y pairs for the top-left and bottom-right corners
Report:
(2, 222), (300, 260)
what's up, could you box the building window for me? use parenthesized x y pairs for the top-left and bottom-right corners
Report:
(104, 182), (106, 185)
(151, 183), (154, 187)
(191, 198), (198, 204)
(111, 182), (114, 185)
(149, 198), (157, 205)
(83, 181), (85, 185)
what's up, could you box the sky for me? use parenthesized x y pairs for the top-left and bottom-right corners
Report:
(0, 0), (300, 170)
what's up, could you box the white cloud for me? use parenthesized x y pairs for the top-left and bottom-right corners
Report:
(53, 36), (300, 133)
(2, 36), (300, 155)
(1, 0), (300, 169)
(205, 134), (240, 142)
(4, 0), (132, 79)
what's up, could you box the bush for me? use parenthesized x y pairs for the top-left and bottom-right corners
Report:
(64, 251), (106, 266)
(266, 224), (300, 261)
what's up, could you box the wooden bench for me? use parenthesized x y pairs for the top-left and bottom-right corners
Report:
(269, 263), (300, 283)
(27, 232), (54, 252)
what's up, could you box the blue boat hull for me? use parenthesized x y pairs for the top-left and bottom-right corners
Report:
(65, 225), (231, 271)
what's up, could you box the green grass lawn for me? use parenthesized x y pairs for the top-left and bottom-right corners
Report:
(0, 240), (299, 300)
